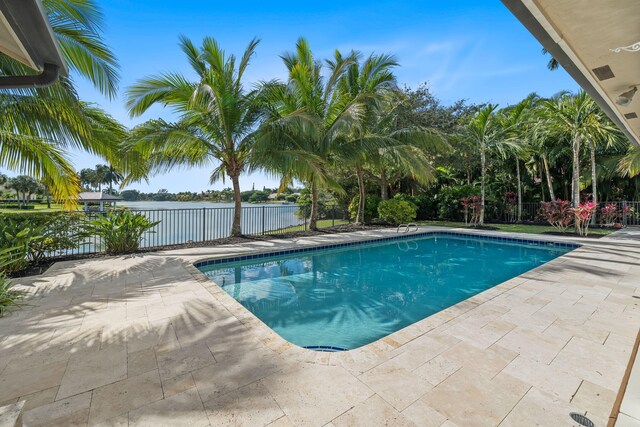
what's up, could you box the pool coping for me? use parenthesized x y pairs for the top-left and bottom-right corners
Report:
(192, 230), (580, 269)
(184, 228), (584, 362)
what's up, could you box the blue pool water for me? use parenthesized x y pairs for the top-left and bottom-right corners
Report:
(198, 233), (574, 350)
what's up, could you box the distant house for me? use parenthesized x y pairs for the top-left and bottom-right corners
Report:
(267, 193), (279, 200)
(78, 192), (122, 211)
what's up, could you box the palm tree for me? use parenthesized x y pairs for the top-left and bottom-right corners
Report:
(501, 94), (539, 221)
(347, 98), (449, 221)
(79, 168), (96, 190)
(541, 48), (559, 71)
(540, 91), (600, 207)
(125, 36), (262, 236)
(463, 105), (513, 225)
(619, 145), (640, 178)
(105, 165), (124, 195)
(93, 164), (109, 191)
(584, 109), (624, 209)
(6, 176), (41, 205)
(0, 0), (120, 206)
(254, 39), (359, 230)
(331, 53), (399, 224)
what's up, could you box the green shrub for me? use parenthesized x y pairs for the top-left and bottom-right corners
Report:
(0, 248), (26, 316)
(436, 185), (478, 220)
(0, 204), (35, 210)
(81, 210), (159, 255)
(377, 200), (417, 225)
(391, 194), (436, 220)
(0, 213), (84, 271)
(0, 275), (24, 317)
(348, 195), (381, 223)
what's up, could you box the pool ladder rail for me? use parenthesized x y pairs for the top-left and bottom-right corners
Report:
(397, 223), (419, 233)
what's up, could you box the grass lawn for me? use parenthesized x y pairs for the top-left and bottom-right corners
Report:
(270, 219), (350, 233)
(0, 203), (74, 213)
(416, 220), (615, 237)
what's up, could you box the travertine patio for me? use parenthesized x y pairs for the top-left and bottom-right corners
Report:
(1, 227), (639, 426)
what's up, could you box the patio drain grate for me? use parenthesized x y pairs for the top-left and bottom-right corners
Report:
(569, 412), (594, 427)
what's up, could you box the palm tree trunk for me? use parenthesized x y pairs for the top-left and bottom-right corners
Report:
(542, 155), (556, 201)
(356, 167), (366, 224)
(516, 158), (522, 222)
(590, 143), (597, 225)
(309, 182), (319, 231)
(480, 145), (486, 225)
(571, 133), (581, 233)
(230, 172), (242, 236)
(380, 169), (389, 200)
(571, 134), (581, 207)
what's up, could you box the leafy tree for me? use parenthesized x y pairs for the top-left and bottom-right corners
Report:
(120, 189), (141, 201)
(126, 36), (262, 236)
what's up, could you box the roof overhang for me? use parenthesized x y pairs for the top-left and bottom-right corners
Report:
(0, 0), (68, 88)
(501, 0), (640, 145)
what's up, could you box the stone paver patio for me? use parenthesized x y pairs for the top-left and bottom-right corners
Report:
(1, 227), (639, 426)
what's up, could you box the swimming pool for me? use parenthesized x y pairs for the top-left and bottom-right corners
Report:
(196, 232), (576, 350)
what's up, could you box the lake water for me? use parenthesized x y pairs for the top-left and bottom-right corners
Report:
(116, 201), (304, 247)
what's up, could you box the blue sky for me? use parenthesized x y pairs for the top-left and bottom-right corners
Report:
(67, 0), (579, 193)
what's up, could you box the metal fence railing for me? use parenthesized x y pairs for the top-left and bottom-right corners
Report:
(7, 200), (640, 260)
(24, 205), (351, 258)
(486, 201), (640, 226)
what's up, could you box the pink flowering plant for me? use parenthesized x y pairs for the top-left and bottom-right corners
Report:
(599, 203), (619, 226)
(539, 200), (574, 233)
(503, 191), (517, 223)
(573, 201), (597, 236)
(461, 196), (482, 226)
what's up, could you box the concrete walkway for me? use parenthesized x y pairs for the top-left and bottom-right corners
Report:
(0, 227), (639, 426)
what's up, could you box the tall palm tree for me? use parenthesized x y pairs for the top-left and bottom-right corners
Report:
(254, 39), (360, 230)
(584, 109), (624, 208)
(0, 0), (120, 206)
(331, 53), (400, 224)
(463, 105), (513, 225)
(93, 164), (109, 191)
(125, 36), (262, 236)
(333, 60), (449, 223)
(540, 91), (600, 207)
(105, 165), (124, 195)
(501, 94), (539, 221)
